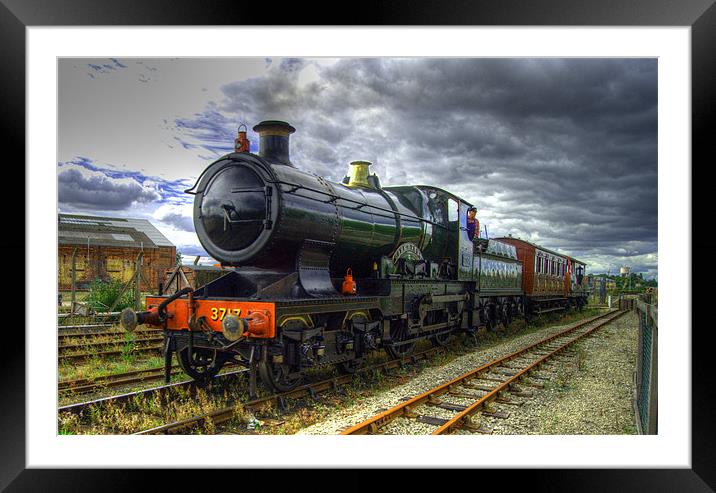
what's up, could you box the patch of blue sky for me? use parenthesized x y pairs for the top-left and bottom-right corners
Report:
(86, 58), (129, 78)
(174, 136), (199, 150)
(58, 156), (100, 171)
(174, 109), (237, 157)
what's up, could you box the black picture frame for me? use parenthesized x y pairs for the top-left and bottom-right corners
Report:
(5, 0), (713, 490)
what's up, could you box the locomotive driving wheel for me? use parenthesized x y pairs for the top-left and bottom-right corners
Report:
(338, 358), (364, 374)
(385, 320), (415, 359)
(258, 360), (303, 392)
(337, 312), (369, 374)
(176, 345), (226, 383)
(484, 303), (498, 332)
(501, 303), (513, 327)
(430, 331), (451, 347)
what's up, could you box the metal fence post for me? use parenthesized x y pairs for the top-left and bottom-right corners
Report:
(134, 252), (143, 311)
(70, 247), (78, 308)
(634, 298), (658, 434)
(648, 319), (658, 434)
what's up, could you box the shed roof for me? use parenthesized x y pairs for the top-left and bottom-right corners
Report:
(58, 213), (175, 249)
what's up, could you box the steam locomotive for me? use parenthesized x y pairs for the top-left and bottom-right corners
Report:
(121, 120), (589, 393)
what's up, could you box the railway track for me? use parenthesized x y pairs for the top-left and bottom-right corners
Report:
(58, 336), (164, 353)
(59, 367), (250, 418)
(134, 311), (614, 435)
(58, 328), (162, 341)
(59, 365), (182, 395)
(340, 309), (625, 435)
(59, 342), (448, 434)
(134, 345), (448, 435)
(58, 310), (610, 435)
(128, 311), (615, 435)
(59, 361), (241, 396)
(58, 344), (163, 362)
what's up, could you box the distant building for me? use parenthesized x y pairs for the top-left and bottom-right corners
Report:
(586, 274), (616, 291)
(620, 265), (631, 277)
(58, 213), (176, 291)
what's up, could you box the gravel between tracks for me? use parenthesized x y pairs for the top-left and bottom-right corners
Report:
(482, 310), (638, 435)
(297, 310), (633, 435)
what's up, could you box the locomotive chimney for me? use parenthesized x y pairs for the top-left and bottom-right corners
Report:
(252, 120), (296, 166)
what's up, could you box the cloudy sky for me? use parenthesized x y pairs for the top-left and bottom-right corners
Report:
(58, 57), (657, 278)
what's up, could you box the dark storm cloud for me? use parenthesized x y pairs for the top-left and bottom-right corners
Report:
(159, 212), (194, 232)
(57, 158), (187, 211)
(173, 58), (657, 276)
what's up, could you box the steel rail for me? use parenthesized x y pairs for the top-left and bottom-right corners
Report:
(59, 360), (242, 396)
(57, 323), (115, 330)
(58, 328), (162, 340)
(340, 309), (623, 435)
(58, 368), (249, 416)
(136, 310), (614, 435)
(58, 336), (164, 352)
(58, 365), (182, 394)
(58, 345), (163, 362)
(61, 309), (608, 434)
(134, 346), (450, 435)
(431, 310), (626, 434)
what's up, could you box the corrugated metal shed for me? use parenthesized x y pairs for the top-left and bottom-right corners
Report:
(58, 213), (174, 249)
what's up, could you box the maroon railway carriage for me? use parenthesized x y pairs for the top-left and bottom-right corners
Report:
(496, 237), (589, 314)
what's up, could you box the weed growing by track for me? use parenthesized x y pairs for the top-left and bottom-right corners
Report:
(58, 373), (253, 435)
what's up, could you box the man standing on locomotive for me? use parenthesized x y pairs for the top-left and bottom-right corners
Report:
(467, 206), (480, 241)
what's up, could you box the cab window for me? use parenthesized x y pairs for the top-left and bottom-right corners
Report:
(428, 192), (446, 226)
(448, 198), (458, 222)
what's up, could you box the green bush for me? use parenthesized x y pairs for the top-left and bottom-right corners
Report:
(85, 278), (135, 312)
